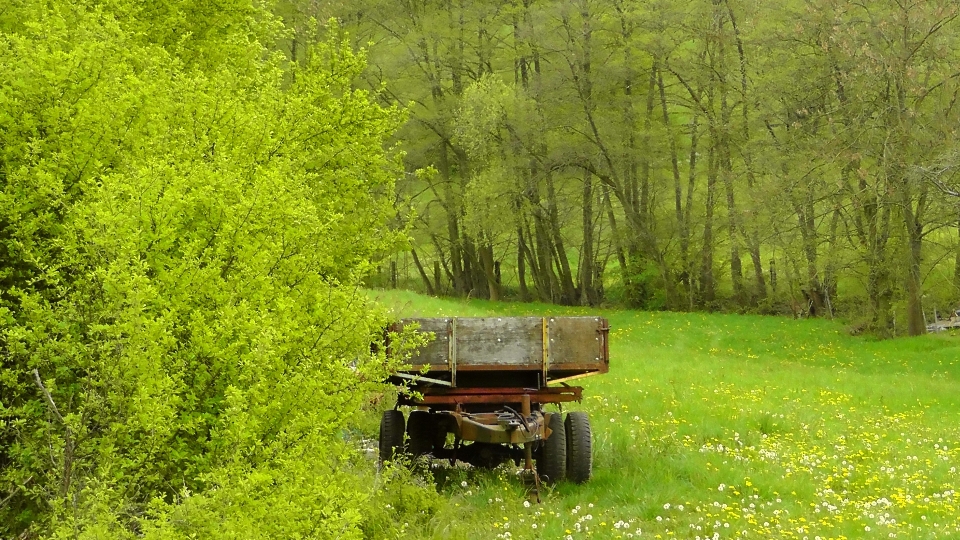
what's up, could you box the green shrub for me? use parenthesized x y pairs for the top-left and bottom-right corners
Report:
(0, 2), (416, 537)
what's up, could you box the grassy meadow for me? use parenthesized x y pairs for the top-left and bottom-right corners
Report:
(367, 289), (960, 539)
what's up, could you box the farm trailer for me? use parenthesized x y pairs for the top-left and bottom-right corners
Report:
(379, 316), (609, 484)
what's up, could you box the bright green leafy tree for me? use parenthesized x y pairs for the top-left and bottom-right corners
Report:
(0, 1), (431, 537)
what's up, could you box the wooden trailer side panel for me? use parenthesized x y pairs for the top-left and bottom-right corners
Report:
(393, 318), (451, 369)
(547, 317), (609, 376)
(456, 317), (542, 368)
(389, 316), (609, 390)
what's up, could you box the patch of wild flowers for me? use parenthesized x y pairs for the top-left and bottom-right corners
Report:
(465, 381), (960, 539)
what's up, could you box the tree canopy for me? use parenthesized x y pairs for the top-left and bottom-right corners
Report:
(324, 0), (960, 336)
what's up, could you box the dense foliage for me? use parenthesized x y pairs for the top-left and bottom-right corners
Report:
(313, 0), (960, 335)
(0, 1), (432, 537)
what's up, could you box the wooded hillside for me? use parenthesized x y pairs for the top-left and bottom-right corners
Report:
(301, 0), (960, 336)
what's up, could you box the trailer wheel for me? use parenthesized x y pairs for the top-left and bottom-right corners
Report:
(379, 410), (405, 465)
(406, 410), (436, 457)
(536, 412), (566, 483)
(565, 412), (592, 483)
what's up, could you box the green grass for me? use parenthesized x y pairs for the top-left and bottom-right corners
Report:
(367, 289), (960, 539)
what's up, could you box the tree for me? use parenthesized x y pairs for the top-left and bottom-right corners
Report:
(0, 2), (418, 537)
(773, 0), (960, 333)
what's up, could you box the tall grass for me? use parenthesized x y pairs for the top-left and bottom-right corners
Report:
(368, 289), (960, 539)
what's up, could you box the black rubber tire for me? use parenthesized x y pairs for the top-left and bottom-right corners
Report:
(565, 412), (592, 484)
(406, 410), (436, 457)
(379, 410), (405, 465)
(536, 412), (566, 483)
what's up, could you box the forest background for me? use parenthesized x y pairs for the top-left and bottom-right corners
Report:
(304, 0), (960, 337)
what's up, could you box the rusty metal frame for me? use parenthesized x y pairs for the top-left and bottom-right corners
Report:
(547, 372), (601, 386)
(399, 386), (581, 406)
(453, 411), (546, 444)
(406, 363), (605, 372)
(425, 397), (557, 445)
(391, 372), (454, 387)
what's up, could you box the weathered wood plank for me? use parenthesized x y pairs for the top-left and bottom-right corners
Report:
(455, 317), (543, 366)
(548, 317), (605, 366)
(394, 318), (450, 366)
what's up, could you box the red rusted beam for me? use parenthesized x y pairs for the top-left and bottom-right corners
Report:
(419, 387), (569, 395)
(399, 386), (582, 406)
(403, 394), (581, 405)
(405, 363), (606, 372)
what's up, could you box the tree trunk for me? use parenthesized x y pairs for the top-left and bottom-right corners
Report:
(438, 140), (467, 295)
(721, 153), (745, 306)
(411, 248), (435, 295)
(579, 171), (597, 305)
(718, 78), (744, 307)
(954, 208), (960, 300)
(724, 0), (766, 304)
(532, 215), (556, 302)
(546, 172), (577, 304)
(823, 206), (842, 318)
(796, 199), (824, 316)
(602, 185), (627, 276)
(902, 183), (926, 336)
(700, 141), (717, 306)
(660, 67), (687, 308)
(867, 200), (893, 334)
(685, 112), (700, 309)
(517, 222), (530, 301)
(478, 241), (501, 301)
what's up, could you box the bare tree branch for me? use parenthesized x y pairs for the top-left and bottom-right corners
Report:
(32, 369), (74, 496)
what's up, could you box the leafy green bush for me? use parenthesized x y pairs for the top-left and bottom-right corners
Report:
(360, 460), (443, 539)
(619, 255), (663, 310)
(0, 1), (422, 537)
